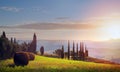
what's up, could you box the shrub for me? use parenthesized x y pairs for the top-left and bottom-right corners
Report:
(40, 46), (44, 55)
(27, 52), (35, 60)
(13, 52), (29, 66)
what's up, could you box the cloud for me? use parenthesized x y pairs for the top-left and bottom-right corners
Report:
(13, 22), (102, 30)
(55, 17), (69, 20)
(0, 6), (23, 12)
(32, 7), (48, 14)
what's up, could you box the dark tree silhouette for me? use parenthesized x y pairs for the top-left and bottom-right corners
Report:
(79, 42), (85, 60)
(14, 38), (16, 43)
(1, 31), (6, 38)
(61, 45), (64, 59)
(0, 32), (12, 59)
(11, 37), (13, 43)
(68, 41), (70, 60)
(72, 41), (75, 60)
(0, 31), (33, 60)
(28, 33), (37, 53)
(76, 43), (78, 58)
(40, 46), (44, 55)
(54, 49), (62, 57)
(85, 45), (88, 57)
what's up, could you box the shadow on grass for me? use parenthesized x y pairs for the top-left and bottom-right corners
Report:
(7, 63), (15, 68)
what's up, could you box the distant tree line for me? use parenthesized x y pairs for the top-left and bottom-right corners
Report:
(0, 31), (39, 60)
(0, 31), (18, 59)
(53, 41), (89, 61)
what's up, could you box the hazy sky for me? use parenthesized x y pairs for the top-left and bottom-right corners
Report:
(0, 0), (119, 25)
(0, 0), (120, 41)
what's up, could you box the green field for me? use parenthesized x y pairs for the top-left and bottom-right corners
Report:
(0, 55), (120, 72)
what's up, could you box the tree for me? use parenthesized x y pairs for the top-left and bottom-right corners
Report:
(1, 31), (6, 38)
(68, 41), (70, 60)
(72, 41), (75, 60)
(76, 43), (78, 57)
(40, 46), (44, 55)
(0, 35), (13, 59)
(61, 45), (64, 59)
(11, 37), (13, 43)
(28, 33), (37, 53)
(0, 31), (29, 60)
(53, 49), (62, 57)
(14, 38), (16, 43)
(0, 31), (38, 60)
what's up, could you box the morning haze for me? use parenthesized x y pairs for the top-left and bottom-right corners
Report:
(0, 0), (120, 72)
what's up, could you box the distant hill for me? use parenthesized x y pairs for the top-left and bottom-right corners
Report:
(86, 57), (119, 65)
(108, 39), (120, 42)
(0, 26), (11, 28)
(84, 39), (120, 49)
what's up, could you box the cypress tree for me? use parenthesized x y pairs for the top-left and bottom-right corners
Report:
(40, 46), (44, 55)
(2, 31), (6, 38)
(11, 37), (13, 43)
(76, 43), (78, 58)
(85, 45), (88, 57)
(14, 38), (16, 43)
(73, 41), (75, 60)
(68, 41), (70, 60)
(61, 45), (64, 59)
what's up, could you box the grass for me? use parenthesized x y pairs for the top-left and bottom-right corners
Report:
(0, 55), (120, 72)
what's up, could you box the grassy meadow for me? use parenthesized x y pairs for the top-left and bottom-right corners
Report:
(0, 55), (120, 72)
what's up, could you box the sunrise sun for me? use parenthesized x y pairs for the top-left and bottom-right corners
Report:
(106, 25), (120, 39)
(103, 19), (120, 39)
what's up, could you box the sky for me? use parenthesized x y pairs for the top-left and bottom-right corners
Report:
(0, 0), (120, 41)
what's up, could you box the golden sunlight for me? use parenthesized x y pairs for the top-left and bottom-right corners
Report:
(103, 20), (120, 39)
(106, 25), (120, 39)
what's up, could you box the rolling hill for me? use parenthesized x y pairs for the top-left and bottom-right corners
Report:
(0, 55), (120, 72)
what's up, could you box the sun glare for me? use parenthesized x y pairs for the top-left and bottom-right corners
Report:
(106, 25), (120, 39)
(103, 20), (120, 39)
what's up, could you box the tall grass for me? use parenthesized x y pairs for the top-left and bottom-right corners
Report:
(0, 55), (120, 72)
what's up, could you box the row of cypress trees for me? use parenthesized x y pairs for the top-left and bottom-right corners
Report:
(60, 41), (88, 60)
